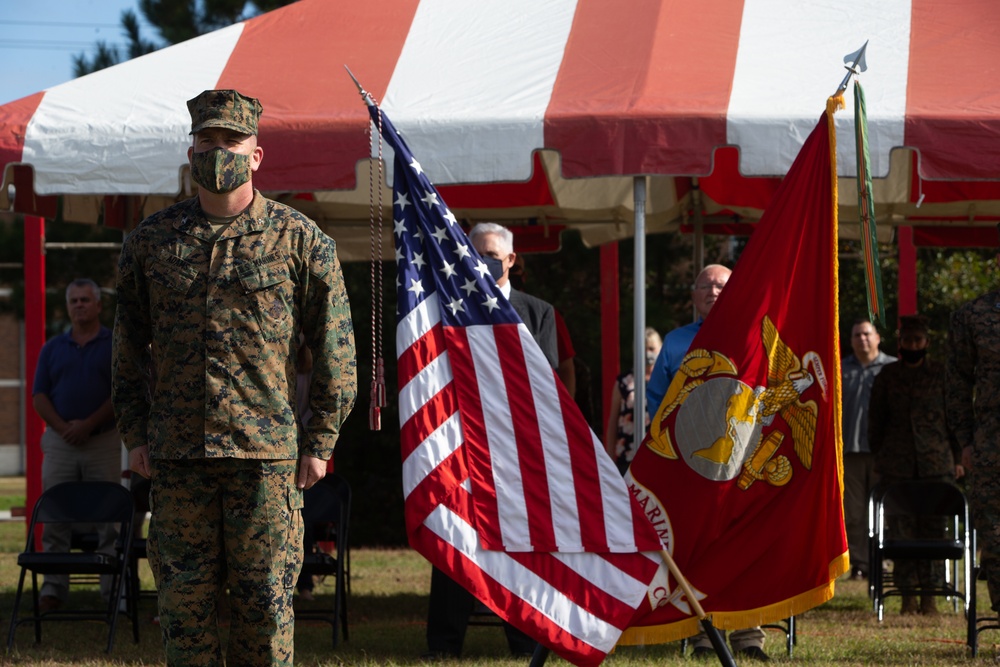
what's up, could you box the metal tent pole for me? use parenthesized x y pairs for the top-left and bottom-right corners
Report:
(633, 177), (647, 426)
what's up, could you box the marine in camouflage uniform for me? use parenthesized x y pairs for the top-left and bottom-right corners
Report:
(869, 315), (962, 614)
(112, 90), (357, 666)
(947, 283), (1000, 615)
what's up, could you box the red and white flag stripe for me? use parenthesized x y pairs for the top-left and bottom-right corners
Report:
(412, 479), (660, 663)
(451, 323), (649, 553)
(399, 291), (651, 554)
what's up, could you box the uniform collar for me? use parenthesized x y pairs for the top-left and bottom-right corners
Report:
(175, 190), (269, 241)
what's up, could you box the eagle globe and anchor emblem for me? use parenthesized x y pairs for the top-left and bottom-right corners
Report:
(646, 315), (827, 487)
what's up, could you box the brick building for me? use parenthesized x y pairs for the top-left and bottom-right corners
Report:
(0, 312), (23, 474)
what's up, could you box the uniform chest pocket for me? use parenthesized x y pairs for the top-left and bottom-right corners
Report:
(237, 260), (294, 341)
(146, 255), (199, 301)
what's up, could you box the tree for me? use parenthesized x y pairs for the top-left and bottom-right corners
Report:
(74, 1), (297, 75)
(73, 10), (158, 76)
(917, 247), (996, 355)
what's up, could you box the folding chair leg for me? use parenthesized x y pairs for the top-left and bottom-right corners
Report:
(969, 569), (978, 657)
(340, 568), (349, 643)
(332, 571), (343, 648)
(761, 616), (795, 657)
(31, 574), (42, 645)
(120, 568), (141, 644)
(104, 569), (139, 653)
(6, 568), (29, 651)
(341, 592), (349, 642)
(969, 564), (988, 657)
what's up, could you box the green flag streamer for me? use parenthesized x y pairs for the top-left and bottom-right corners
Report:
(853, 80), (885, 328)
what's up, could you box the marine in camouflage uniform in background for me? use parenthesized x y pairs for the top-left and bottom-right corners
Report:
(113, 89), (357, 666)
(946, 253), (1000, 617)
(869, 315), (963, 615)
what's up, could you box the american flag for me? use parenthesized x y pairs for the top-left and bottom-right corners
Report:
(368, 104), (663, 665)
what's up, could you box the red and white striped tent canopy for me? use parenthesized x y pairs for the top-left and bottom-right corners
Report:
(2, 0), (1000, 257)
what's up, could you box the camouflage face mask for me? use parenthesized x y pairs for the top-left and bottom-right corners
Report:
(190, 147), (252, 194)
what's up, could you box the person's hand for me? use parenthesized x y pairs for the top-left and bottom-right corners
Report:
(60, 419), (88, 446)
(129, 446), (152, 479)
(297, 455), (327, 490)
(962, 445), (973, 471)
(955, 463), (966, 480)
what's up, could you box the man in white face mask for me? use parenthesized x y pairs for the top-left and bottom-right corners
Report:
(467, 222), (558, 368)
(113, 89), (357, 667)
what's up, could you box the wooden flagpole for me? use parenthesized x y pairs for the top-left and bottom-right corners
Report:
(659, 549), (737, 667)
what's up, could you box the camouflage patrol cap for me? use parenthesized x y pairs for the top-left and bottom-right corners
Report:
(899, 314), (929, 335)
(187, 89), (263, 135)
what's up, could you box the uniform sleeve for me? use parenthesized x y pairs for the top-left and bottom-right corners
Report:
(112, 233), (154, 452)
(300, 232), (357, 459)
(946, 307), (976, 451)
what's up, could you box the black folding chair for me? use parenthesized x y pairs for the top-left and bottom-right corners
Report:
(761, 617), (797, 657)
(7, 481), (138, 653)
(870, 480), (972, 622)
(295, 473), (351, 647)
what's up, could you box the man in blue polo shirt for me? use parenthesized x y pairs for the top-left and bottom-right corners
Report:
(32, 277), (121, 612)
(646, 264), (731, 421)
(644, 263), (769, 661)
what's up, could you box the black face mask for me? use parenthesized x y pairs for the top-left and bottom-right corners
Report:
(899, 348), (927, 364)
(483, 256), (506, 283)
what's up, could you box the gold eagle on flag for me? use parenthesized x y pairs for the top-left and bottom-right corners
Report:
(646, 315), (821, 488)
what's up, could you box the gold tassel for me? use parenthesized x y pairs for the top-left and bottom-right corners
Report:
(375, 357), (386, 407)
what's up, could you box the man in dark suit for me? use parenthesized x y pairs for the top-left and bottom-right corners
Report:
(423, 222), (558, 660)
(470, 222), (558, 367)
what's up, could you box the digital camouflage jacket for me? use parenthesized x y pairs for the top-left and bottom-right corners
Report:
(112, 191), (357, 461)
(947, 290), (1000, 467)
(868, 358), (959, 479)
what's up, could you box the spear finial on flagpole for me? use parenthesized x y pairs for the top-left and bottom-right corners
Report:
(836, 40), (869, 94)
(345, 65), (376, 107)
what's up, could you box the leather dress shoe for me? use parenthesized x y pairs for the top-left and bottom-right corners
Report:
(39, 595), (62, 613)
(691, 646), (715, 659)
(738, 646), (771, 661)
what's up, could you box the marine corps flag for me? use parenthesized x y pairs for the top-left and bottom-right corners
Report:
(621, 97), (849, 643)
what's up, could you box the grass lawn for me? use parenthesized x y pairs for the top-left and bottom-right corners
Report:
(0, 475), (998, 665)
(0, 475), (26, 513)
